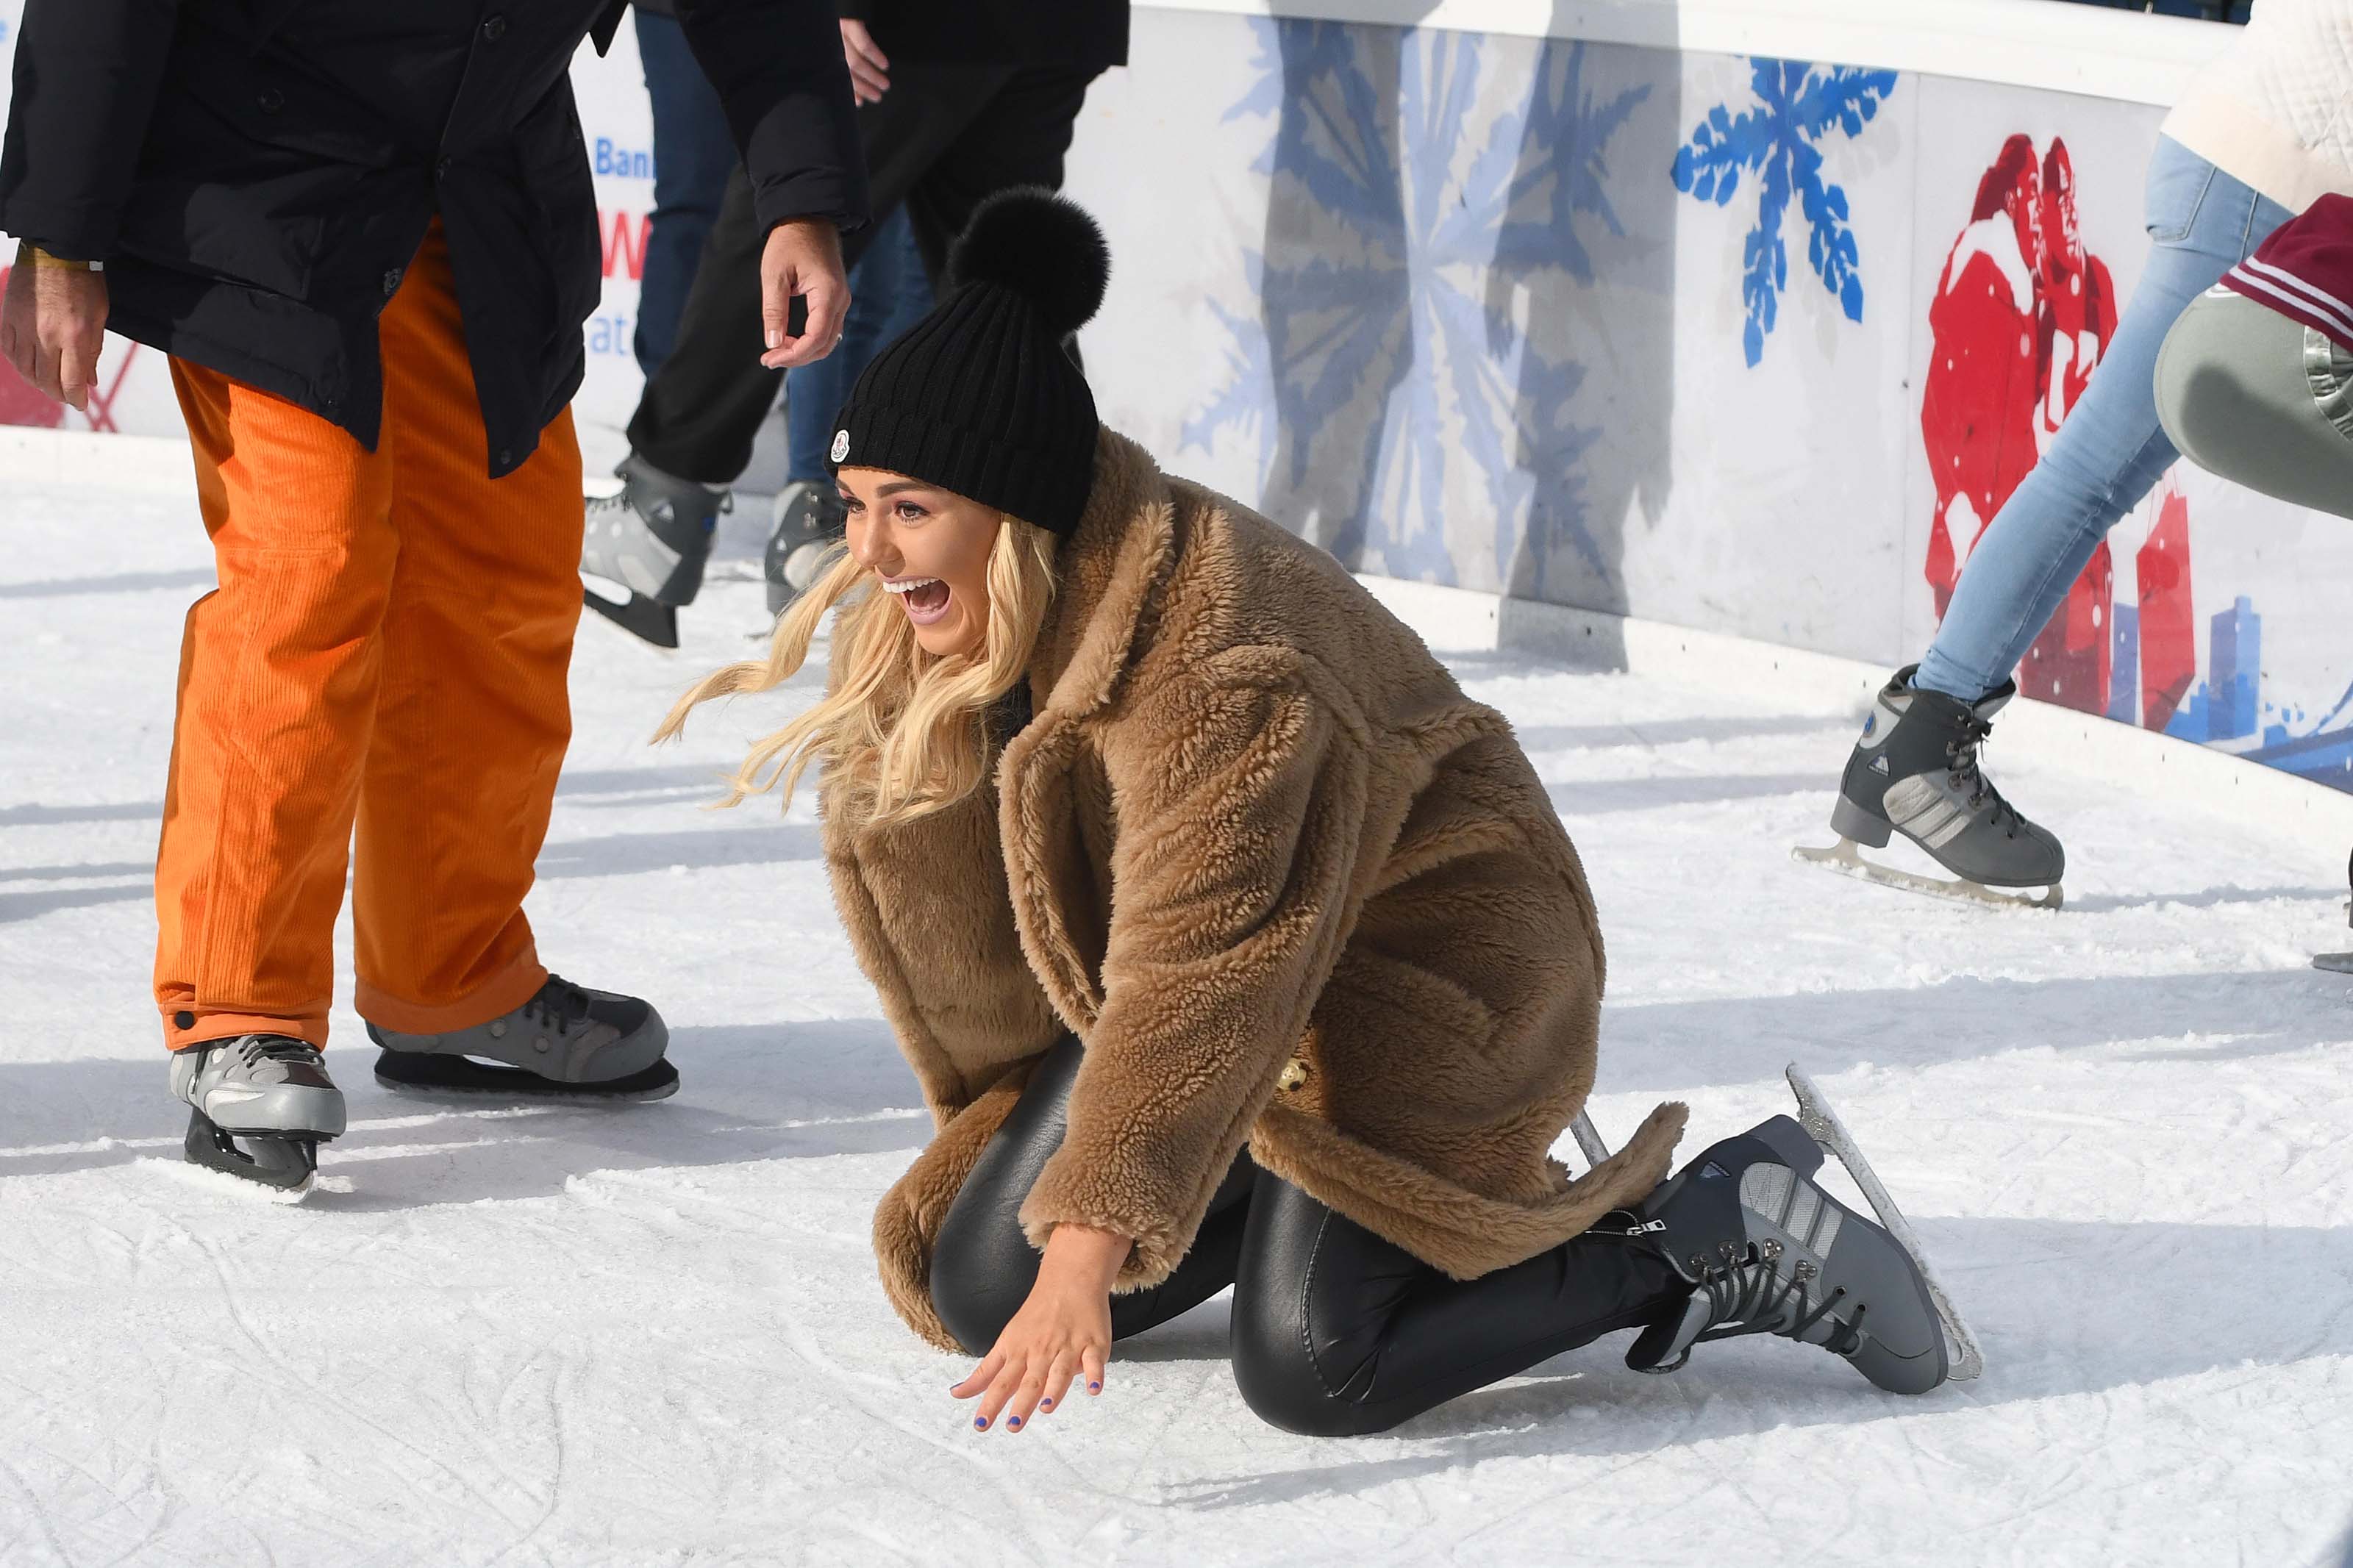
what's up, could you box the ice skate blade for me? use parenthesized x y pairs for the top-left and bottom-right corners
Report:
(184, 1110), (322, 1193)
(582, 585), (680, 649)
(1785, 1066), (1983, 1383)
(1568, 1109), (1610, 1172)
(374, 1049), (680, 1104)
(1793, 838), (2062, 912)
(2315, 951), (2353, 975)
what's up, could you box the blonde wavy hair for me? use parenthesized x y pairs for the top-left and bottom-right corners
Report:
(656, 512), (1062, 831)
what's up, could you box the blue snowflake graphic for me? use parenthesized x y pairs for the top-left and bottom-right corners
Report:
(1186, 21), (1652, 589)
(1671, 57), (1897, 367)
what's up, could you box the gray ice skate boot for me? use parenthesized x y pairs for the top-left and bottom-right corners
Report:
(1622, 1115), (1949, 1394)
(1799, 664), (2064, 907)
(581, 452), (730, 649)
(171, 1034), (347, 1191)
(765, 479), (846, 616)
(367, 974), (676, 1102)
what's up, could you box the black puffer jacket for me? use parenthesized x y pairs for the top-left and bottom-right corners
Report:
(837, 0), (1128, 69)
(0, 0), (865, 476)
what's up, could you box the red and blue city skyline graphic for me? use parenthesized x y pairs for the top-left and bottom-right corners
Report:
(1924, 132), (2353, 790)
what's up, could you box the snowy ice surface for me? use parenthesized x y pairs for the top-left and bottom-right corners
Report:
(5, 479), (2352, 1568)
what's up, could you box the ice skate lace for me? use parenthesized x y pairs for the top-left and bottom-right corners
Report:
(229, 1035), (321, 1072)
(1945, 714), (2029, 838)
(521, 975), (595, 1037)
(1688, 1242), (1865, 1361)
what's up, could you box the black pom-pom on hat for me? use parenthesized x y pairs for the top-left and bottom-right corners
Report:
(825, 191), (1110, 537)
(949, 187), (1112, 338)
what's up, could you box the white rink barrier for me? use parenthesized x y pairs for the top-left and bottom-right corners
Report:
(1059, 1), (2353, 801)
(7, 424), (2344, 847)
(1360, 575), (2353, 845)
(4, 0), (2349, 801)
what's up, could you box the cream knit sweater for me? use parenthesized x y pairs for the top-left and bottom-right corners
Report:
(2163, 0), (2353, 213)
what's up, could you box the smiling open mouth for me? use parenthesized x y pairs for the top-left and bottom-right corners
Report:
(885, 576), (953, 626)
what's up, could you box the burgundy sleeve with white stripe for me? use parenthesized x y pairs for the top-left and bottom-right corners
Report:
(2221, 191), (2353, 352)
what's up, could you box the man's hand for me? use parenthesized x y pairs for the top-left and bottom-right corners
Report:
(760, 218), (848, 370)
(1, 256), (108, 412)
(951, 1224), (1128, 1433)
(840, 19), (890, 105)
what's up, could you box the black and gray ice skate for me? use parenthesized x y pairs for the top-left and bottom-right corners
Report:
(368, 974), (676, 1102)
(1796, 663), (2064, 909)
(1624, 1112), (1951, 1394)
(580, 453), (730, 649)
(171, 1035), (347, 1192)
(765, 480), (846, 617)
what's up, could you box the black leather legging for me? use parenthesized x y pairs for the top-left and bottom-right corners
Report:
(929, 1037), (1685, 1436)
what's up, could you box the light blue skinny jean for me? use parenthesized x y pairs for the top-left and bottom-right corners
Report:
(1915, 137), (2295, 701)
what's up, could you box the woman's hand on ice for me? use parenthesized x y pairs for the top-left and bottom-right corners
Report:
(952, 1224), (1129, 1433)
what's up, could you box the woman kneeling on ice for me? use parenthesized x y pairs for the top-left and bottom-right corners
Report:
(664, 191), (1957, 1435)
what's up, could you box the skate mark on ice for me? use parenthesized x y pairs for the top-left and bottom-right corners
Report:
(535, 823), (823, 878)
(151, 1154), (343, 1203)
(171, 1212), (542, 1538)
(1513, 715), (1845, 753)
(0, 859), (151, 884)
(1598, 969), (2346, 1089)
(552, 761), (764, 806)
(2056, 884), (2338, 915)
(1154, 1213), (2353, 1516)
(0, 1447), (78, 1567)
(0, 1020), (926, 1192)
(0, 882), (149, 923)
(1547, 772), (1823, 814)
(0, 568), (214, 601)
(0, 799), (162, 828)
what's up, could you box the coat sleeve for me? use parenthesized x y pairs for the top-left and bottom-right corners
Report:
(1017, 658), (1372, 1288)
(0, 0), (180, 260)
(674, 0), (869, 236)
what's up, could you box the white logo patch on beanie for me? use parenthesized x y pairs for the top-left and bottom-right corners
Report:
(830, 429), (850, 464)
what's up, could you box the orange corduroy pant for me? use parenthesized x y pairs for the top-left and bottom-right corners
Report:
(155, 223), (584, 1053)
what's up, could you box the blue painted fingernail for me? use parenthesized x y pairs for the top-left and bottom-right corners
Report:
(1039, 1398), (1054, 1410)
(1006, 1415), (1023, 1430)
(974, 1417), (988, 1430)
(1089, 1381), (1102, 1392)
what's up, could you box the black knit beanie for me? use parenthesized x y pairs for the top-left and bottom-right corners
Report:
(825, 188), (1108, 537)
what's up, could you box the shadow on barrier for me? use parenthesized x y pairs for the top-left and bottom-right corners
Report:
(1243, 12), (1679, 620)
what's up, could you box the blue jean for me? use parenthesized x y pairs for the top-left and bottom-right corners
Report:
(633, 10), (738, 378)
(1915, 137), (2295, 701)
(785, 206), (936, 482)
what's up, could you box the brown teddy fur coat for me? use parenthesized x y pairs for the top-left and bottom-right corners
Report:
(824, 429), (1688, 1350)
